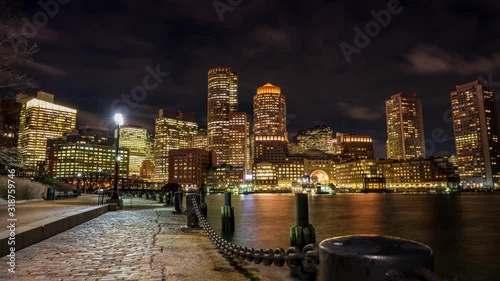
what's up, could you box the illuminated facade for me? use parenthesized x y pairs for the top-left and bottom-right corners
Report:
(190, 129), (209, 151)
(254, 135), (288, 164)
(168, 148), (216, 189)
(253, 83), (288, 165)
(154, 109), (198, 181)
(228, 112), (250, 172)
(207, 165), (244, 192)
(119, 125), (148, 178)
(330, 132), (374, 159)
(17, 92), (77, 175)
(207, 67), (238, 164)
(292, 125), (333, 154)
(386, 93), (425, 160)
(335, 159), (385, 191)
(48, 143), (129, 180)
(451, 81), (500, 189)
(253, 83), (287, 135)
(253, 162), (278, 188)
(377, 158), (459, 191)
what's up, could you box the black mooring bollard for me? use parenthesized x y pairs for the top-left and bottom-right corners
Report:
(290, 193), (316, 250)
(159, 192), (164, 203)
(221, 192), (234, 232)
(165, 192), (171, 206)
(186, 193), (201, 228)
(319, 235), (434, 281)
(173, 192), (183, 213)
(224, 191), (231, 206)
(200, 187), (208, 219)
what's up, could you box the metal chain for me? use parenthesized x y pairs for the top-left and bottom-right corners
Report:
(191, 197), (320, 274)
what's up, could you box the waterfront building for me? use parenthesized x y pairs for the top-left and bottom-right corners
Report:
(17, 91), (77, 175)
(168, 148), (216, 190)
(119, 125), (148, 178)
(206, 165), (244, 192)
(252, 162), (278, 189)
(253, 135), (289, 164)
(154, 109), (198, 182)
(0, 98), (22, 148)
(335, 159), (385, 191)
(377, 158), (459, 191)
(385, 93), (425, 160)
(207, 67), (238, 164)
(303, 150), (339, 185)
(47, 142), (129, 181)
(330, 132), (374, 159)
(276, 156), (305, 186)
(450, 81), (500, 189)
(292, 125), (333, 154)
(228, 112), (250, 172)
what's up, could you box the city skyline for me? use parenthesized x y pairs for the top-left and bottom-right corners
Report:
(8, 0), (500, 159)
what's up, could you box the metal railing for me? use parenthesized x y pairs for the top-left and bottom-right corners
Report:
(191, 196), (320, 278)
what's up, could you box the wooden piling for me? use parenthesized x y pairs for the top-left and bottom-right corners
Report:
(221, 192), (234, 232)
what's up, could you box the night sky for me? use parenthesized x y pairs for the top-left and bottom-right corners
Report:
(18, 0), (500, 158)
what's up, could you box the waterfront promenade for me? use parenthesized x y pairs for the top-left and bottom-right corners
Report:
(0, 196), (268, 280)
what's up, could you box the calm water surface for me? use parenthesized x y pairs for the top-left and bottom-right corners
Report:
(205, 193), (500, 281)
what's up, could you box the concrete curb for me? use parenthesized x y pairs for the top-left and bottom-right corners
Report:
(0, 204), (109, 257)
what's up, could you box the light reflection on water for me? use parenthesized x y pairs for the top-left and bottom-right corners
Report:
(205, 193), (500, 281)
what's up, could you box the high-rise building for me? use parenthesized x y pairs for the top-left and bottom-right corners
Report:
(207, 67), (238, 164)
(154, 109), (198, 182)
(385, 93), (425, 160)
(253, 83), (286, 136)
(450, 81), (500, 189)
(253, 83), (288, 165)
(119, 125), (148, 178)
(228, 112), (250, 172)
(331, 132), (374, 160)
(292, 125), (333, 154)
(17, 91), (77, 175)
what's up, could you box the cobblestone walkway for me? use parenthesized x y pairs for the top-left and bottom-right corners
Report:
(1, 208), (164, 281)
(0, 206), (268, 281)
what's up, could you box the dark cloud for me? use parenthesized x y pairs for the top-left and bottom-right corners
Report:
(405, 44), (500, 76)
(17, 0), (500, 158)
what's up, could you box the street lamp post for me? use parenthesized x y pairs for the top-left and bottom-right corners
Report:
(111, 113), (124, 200)
(76, 173), (82, 195)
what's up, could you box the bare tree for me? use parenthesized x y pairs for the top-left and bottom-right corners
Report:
(0, 0), (37, 171)
(0, 0), (38, 91)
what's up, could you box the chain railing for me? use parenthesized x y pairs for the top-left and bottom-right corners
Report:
(191, 197), (320, 277)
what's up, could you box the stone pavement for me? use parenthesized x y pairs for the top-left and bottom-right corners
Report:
(0, 194), (100, 230)
(0, 200), (269, 281)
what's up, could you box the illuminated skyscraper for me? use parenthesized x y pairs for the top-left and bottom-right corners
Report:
(253, 83), (288, 165)
(385, 93), (425, 160)
(451, 81), (500, 189)
(154, 109), (198, 181)
(17, 91), (77, 175)
(253, 83), (286, 136)
(228, 112), (250, 172)
(119, 125), (148, 178)
(207, 67), (238, 164)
